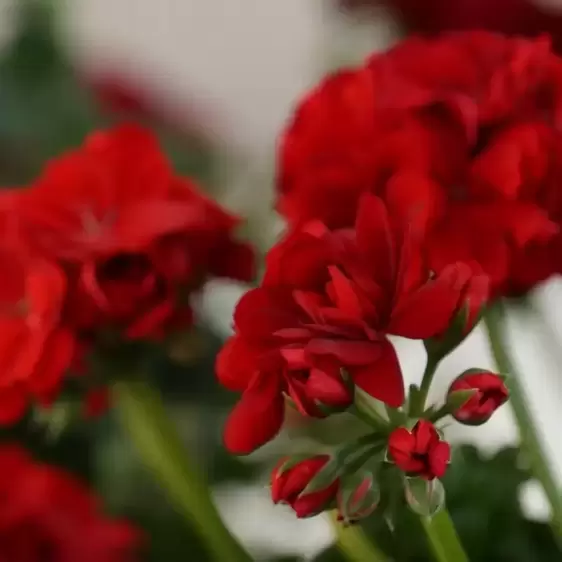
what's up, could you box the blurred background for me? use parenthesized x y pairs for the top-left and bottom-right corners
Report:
(5, 0), (562, 559)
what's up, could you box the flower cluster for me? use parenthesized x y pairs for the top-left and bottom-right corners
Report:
(0, 124), (254, 422)
(218, 31), (529, 522)
(0, 444), (140, 561)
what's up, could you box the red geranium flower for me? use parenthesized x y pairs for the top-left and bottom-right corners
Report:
(0, 445), (140, 562)
(217, 194), (477, 454)
(277, 32), (562, 295)
(388, 420), (451, 480)
(0, 246), (75, 423)
(17, 124), (254, 340)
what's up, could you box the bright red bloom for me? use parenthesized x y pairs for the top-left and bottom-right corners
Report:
(17, 124), (254, 340)
(0, 247), (75, 423)
(388, 420), (451, 480)
(277, 32), (562, 295)
(0, 445), (139, 562)
(217, 194), (476, 454)
(271, 455), (339, 518)
(448, 369), (509, 425)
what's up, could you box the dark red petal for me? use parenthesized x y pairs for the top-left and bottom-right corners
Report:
(0, 386), (28, 423)
(350, 339), (404, 407)
(355, 194), (395, 286)
(224, 373), (285, 454)
(307, 339), (383, 366)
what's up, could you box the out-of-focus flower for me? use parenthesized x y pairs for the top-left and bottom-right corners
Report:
(17, 124), (254, 342)
(217, 194), (475, 454)
(388, 420), (451, 480)
(0, 445), (140, 562)
(276, 32), (562, 296)
(336, 471), (379, 524)
(448, 369), (509, 425)
(0, 124), (254, 420)
(0, 247), (75, 423)
(352, 0), (562, 56)
(271, 455), (339, 518)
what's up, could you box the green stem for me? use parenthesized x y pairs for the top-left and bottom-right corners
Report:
(112, 380), (253, 562)
(484, 302), (562, 542)
(411, 356), (440, 417)
(330, 511), (390, 562)
(421, 510), (468, 562)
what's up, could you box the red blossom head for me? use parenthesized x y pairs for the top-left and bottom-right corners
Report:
(271, 455), (339, 518)
(0, 445), (140, 562)
(217, 194), (475, 454)
(448, 369), (509, 425)
(388, 420), (451, 480)
(276, 32), (562, 297)
(15, 124), (254, 342)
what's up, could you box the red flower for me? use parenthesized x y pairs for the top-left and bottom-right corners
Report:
(276, 32), (562, 296)
(448, 369), (509, 425)
(0, 445), (140, 562)
(271, 455), (339, 518)
(0, 247), (75, 423)
(17, 124), (254, 340)
(388, 420), (451, 480)
(217, 194), (475, 454)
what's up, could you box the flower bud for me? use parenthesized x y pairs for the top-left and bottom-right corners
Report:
(448, 369), (508, 425)
(425, 268), (488, 359)
(271, 455), (339, 518)
(405, 477), (445, 518)
(337, 471), (379, 525)
(388, 420), (450, 480)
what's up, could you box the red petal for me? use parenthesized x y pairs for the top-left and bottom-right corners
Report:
(0, 386), (28, 424)
(429, 441), (451, 479)
(224, 373), (285, 454)
(413, 420), (439, 454)
(355, 194), (395, 286)
(389, 263), (471, 339)
(388, 427), (415, 466)
(306, 365), (351, 407)
(350, 339), (404, 407)
(306, 339), (382, 365)
(216, 336), (259, 391)
(234, 287), (300, 341)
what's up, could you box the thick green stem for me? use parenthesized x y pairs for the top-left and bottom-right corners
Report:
(112, 381), (253, 562)
(330, 511), (389, 562)
(421, 510), (468, 562)
(484, 302), (562, 542)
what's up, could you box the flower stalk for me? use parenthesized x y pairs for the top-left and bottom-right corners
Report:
(421, 510), (469, 562)
(112, 380), (253, 562)
(329, 510), (389, 562)
(484, 301), (562, 543)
